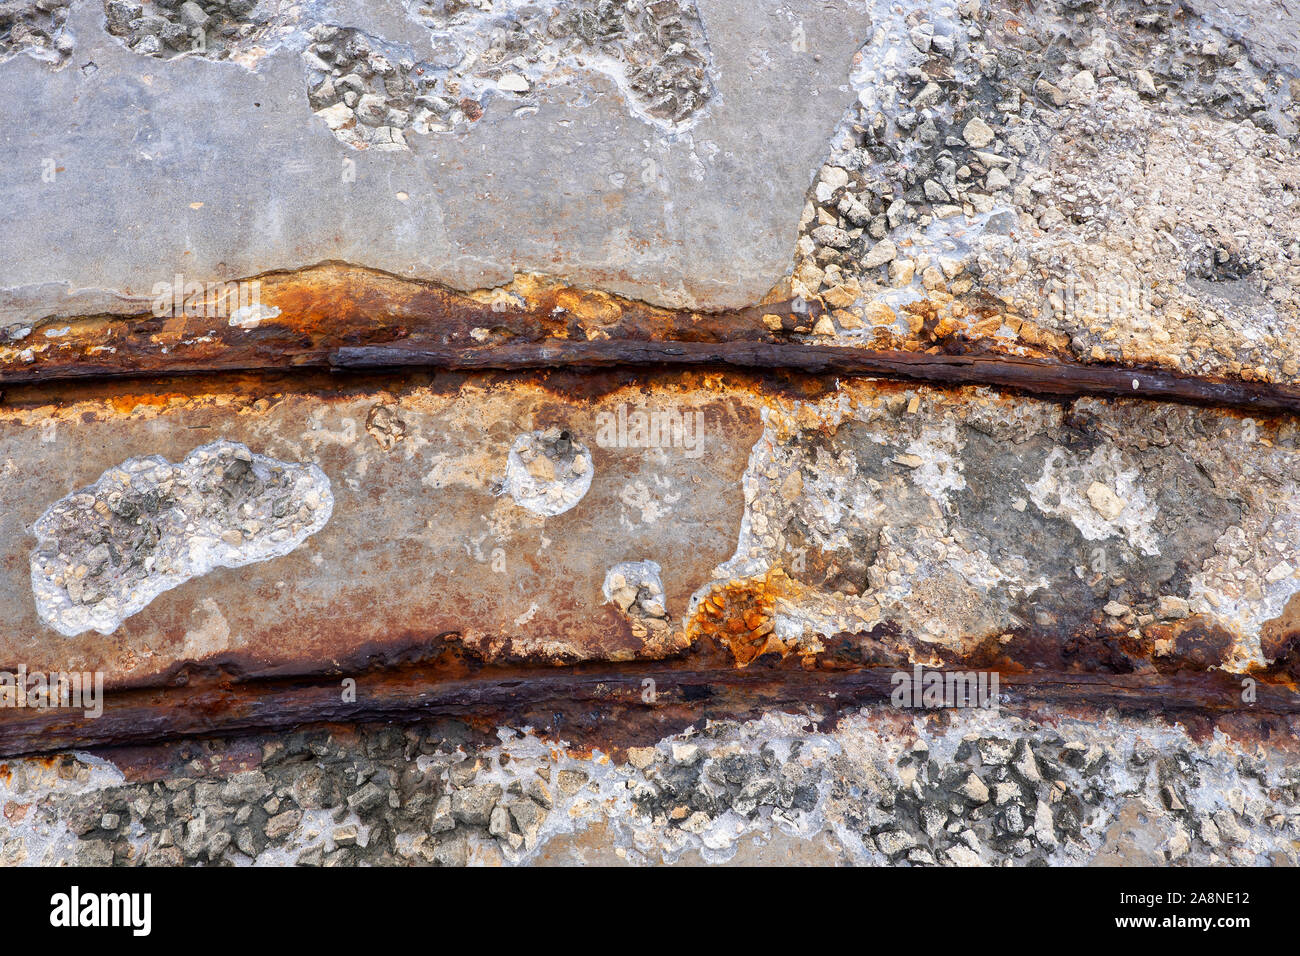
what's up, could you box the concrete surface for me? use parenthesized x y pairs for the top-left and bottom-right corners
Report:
(0, 0), (873, 319)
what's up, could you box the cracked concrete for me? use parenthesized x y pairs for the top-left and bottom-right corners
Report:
(788, 0), (1300, 385)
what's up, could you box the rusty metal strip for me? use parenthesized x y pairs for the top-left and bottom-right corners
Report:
(4, 262), (1300, 416)
(0, 264), (805, 385)
(331, 342), (1300, 416)
(0, 662), (1292, 758)
(11, 322), (1300, 416)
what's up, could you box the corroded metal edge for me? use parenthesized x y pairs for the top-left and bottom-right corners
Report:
(334, 342), (1300, 415)
(5, 262), (1300, 415)
(0, 659), (1294, 759)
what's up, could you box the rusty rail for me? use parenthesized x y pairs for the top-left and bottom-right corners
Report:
(0, 661), (1292, 758)
(4, 266), (1300, 757)
(4, 262), (1299, 415)
(332, 342), (1300, 415)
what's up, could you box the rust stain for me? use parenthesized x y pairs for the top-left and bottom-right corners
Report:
(0, 262), (815, 386)
(1, 262), (1298, 759)
(1144, 617), (1237, 673)
(689, 570), (805, 667)
(1261, 591), (1300, 681)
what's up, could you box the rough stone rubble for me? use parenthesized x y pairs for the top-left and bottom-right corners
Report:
(792, 0), (1300, 384)
(103, 0), (264, 60)
(402, 0), (715, 126)
(686, 382), (1300, 675)
(307, 0), (714, 149)
(0, 0), (72, 65)
(603, 559), (673, 644)
(30, 440), (333, 637)
(1, 710), (1295, 866)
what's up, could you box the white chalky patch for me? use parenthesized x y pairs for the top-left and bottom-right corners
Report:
(617, 477), (680, 528)
(30, 440), (333, 637)
(902, 420), (967, 505)
(603, 560), (667, 618)
(228, 303), (281, 329)
(1189, 501), (1300, 668)
(1024, 445), (1160, 555)
(181, 596), (234, 659)
(503, 428), (593, 517)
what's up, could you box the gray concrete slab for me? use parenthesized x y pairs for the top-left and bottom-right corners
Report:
(0, 0), (874, 322)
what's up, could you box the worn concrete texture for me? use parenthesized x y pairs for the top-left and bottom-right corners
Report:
(1, 708), (1297, 866)
(0, 0), (872, 317)
(1, 373), (759, 682)
(2, 0), (1300, 869)
(705, 382), (1300, 675)
(6, 373), (1300, 686)
(788, 0), (1300, 383)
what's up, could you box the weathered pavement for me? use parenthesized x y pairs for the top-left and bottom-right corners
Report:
(0, 0), (1298, 866)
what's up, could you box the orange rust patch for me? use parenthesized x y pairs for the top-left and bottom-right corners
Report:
(103, 391), (195, 416)
(0, 262), (820, 386)
(551, 288), (624, 325)
(689, 570), (798, 667)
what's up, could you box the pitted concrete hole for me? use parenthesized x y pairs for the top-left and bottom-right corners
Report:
(104, 0), (263, 61)
(603, 559), (671, 642)
(30, 439), (333, 637)
(365, 402), (407, 450)
(503, 427), (592, 516)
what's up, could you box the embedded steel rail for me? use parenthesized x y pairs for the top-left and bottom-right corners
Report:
(0, 661), (1293, 758)
(8, 337), (1299, 415)
(332, 342), (1300, 416)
